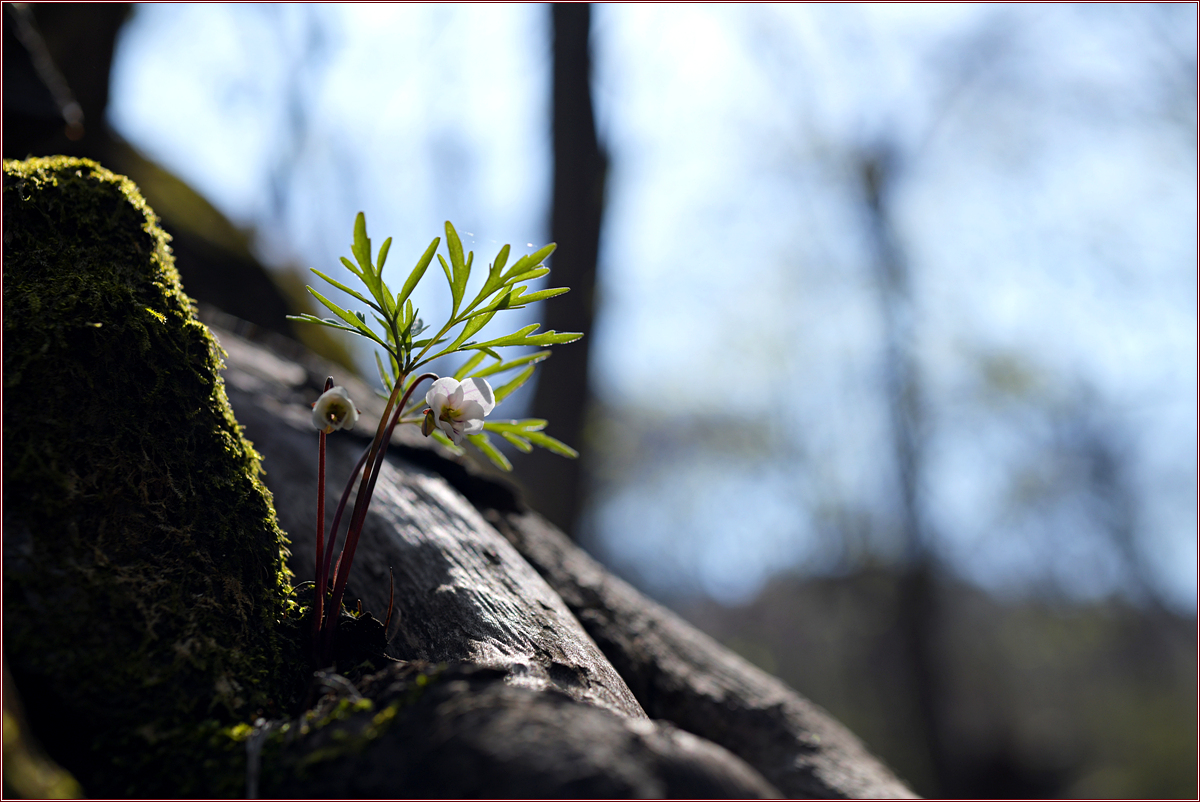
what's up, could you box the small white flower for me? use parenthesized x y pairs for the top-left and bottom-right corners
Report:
(311, 386), (359, 434)
(424, 376), (495, 445)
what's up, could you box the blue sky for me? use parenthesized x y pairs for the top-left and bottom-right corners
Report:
(108, 3), (1197, 611)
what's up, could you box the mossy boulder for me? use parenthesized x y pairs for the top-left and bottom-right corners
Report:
(2, 156), (302, 794)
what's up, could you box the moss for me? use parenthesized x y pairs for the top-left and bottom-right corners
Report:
(2, 156), (302, 795)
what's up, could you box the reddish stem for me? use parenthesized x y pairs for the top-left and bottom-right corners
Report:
(320, 372), (437, 663)
(312, 376), (334, 659)
(313, 429), (326, 654)
(320, 444), (371, 596)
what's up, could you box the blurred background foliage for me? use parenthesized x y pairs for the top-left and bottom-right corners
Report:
(4, 3), (1194, 798)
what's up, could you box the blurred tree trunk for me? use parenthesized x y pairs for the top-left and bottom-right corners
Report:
(523, 3), (607, 538)
(861, 146), (949, 796)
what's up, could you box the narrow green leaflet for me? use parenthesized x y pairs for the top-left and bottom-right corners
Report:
(306, 287), (389, 348)
(485, 419), (548, 433)
(523, 431), (578, 458)
(310, 268), (379, 311)
(437, 254), (459, 312)
(453, 351), (488, 380)
(466, 432), (512, 471)
(501, 432), (533, 453)
(501, 244), (556, 283)
(492, 243), (510, 274)
(293, 214), (583, 472)
(510, 286), (569, 306)
(286, 312), (360, 335)
(502, 266), (551, 286)
(430, 429), (464, 455)
(471, 326), (583, 350)
(340, 256), (365, 281)
(375, 351), (394, 392)
(376, 236), (392, 272)
(471, 323), (538, 349)
(436, 307), (497, 358)
(397, 239), (439, 309)
(470, 350), (551, 379)
(493, 365), (536, 403)
(352, 212), (372, 272)
(482, 418), (577, 459)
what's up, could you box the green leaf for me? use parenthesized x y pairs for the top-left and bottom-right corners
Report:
(493, 365), (536, 402)
(453, 351), (488, 380)
(445, 221), (466, 276)
(524, 431), (578, 458)
(444, 223), (472, 315)
(469, 324), (583, 350)
(352, 212), (371, 269)
(309, 268), (380, 311)
(397, 238), (439, 309)
(437, 309), (497, 359)
(500, 432), (533, 453)
(492, 244), (510, 275)
(503, 266), (551, 286)
(467, 432), (512, 471)
(510, 286), (569, 305)
(376, 275), (397, 319)
(465, 244), (515, 314)
(340, 256), (366, 281)
(470, 324), (540, 350)
(430, 428), (465, 455)
(403, 299), (415, 334)
(374, 351), (394, 392)
(438, 254), (463, 312)
(484, 419), (548, 434)
(471, 350), (550, 378)
(501, 244), (556, 282)
(526, 330), (583, 346)
(465, 285), (520, 319)
(287, 313), (359, 335)
(306, 287), (388, 347)
(376, 236), (392, 272)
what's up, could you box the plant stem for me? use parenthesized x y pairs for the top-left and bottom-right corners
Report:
(313, 428), (326, 655)
(319, 372), (439, 664)
(312, 376), (334, 660)
(318, 442), (371, 626)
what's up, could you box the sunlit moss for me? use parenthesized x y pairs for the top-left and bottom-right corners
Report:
(2, 156), (300, 795)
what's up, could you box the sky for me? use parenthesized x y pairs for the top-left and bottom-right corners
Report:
(108, 3), (1197, 612)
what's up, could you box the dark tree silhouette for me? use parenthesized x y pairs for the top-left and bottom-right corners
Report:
(522, 3), (608, 537)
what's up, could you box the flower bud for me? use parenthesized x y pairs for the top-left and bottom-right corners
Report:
(421, 408), (436, 437)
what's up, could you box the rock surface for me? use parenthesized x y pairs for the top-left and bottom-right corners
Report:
(3, 156), (915, 798)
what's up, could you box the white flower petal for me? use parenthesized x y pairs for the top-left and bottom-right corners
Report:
(426, 377), (458, 407)
(447, 381), (465, 409)
(459, 399), (486, 423)
(426, 378), (459, 425)
(311, 386), (358, 433)
(461, 418), (486, 436)
(460, 378), (495, 415)
(438, 417), (465, 445)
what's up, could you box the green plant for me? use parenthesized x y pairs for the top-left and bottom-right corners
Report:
(291, 214), (581, 666)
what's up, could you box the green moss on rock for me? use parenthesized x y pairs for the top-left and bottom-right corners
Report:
(3, 156), (301, 794)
